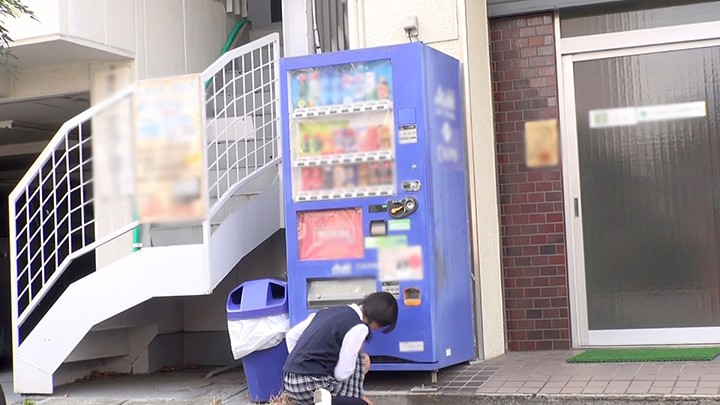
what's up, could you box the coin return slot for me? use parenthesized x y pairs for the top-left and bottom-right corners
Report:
(370, 220), (387, 236)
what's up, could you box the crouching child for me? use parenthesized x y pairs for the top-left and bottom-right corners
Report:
(282, 292), (399, 405)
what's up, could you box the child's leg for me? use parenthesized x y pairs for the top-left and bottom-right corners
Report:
(333, 354), (366, 398)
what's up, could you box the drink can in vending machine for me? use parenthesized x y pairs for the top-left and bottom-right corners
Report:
(366, 126), (379, 151)
(300, 132), (311, 155)
(311, 133), (323, 155)
(346, 164), (358, 188)
(333, 165), (346, 189)
(322, 166), (334, 190)
(379, 125), (392, 150)
(309, 71), (320, 107)
(331, 71), (343, 105)
(333, 129), (344, 153)
(301, 167), (312, 191)
(364, 71), (377, 101)
(297, 73), (308, 108)
(377, 76), (390, 100)
(342, 74), (354, 105)
(345, 127), (357, 153)
(357, 163), (369, 187)
(319, 71), (331, 106)
(355, 126), (367, 152)
(367, 162), (379, 186)
(380, 161), (393, 185)
(354, 71), (365, 102)
(322, 131), (335, 155)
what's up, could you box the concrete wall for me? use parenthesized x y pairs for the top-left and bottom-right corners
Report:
(7, 0), (135, 53)
(182, 231), (287, 365)
(135, 0), (238, 80)
(4, 0), (62, 43)
(357, 0), (506, 359)
(7, 0), (229, 74)
(361, 0), (462, 58)
(2, 0), (235, 106)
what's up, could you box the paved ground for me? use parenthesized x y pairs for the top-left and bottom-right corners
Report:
(5, 351), (720, 404)
(366, 350), (720, 396)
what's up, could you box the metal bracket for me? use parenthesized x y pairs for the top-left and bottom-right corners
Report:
(410, 371), (439, 392)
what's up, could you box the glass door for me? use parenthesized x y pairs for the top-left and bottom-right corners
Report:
(564, 44), (720, 345)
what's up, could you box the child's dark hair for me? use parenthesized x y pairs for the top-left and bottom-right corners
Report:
(360, 292), (399, 335)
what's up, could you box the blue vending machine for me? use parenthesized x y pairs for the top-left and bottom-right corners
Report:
(280, 42), (475, 375)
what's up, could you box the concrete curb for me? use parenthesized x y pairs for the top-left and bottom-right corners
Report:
(365, 392), (720, 404)
(24, 393), (720, 405)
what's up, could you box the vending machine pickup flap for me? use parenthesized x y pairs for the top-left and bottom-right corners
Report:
(307, 278), (377, 308)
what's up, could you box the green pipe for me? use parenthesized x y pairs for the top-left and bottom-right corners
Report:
(205, 18), (250, 89)
(132, 207), (141, 253)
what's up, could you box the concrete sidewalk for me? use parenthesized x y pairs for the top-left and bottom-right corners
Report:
(6, 351), (720, 404)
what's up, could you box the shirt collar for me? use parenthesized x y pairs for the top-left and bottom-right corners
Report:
(349, 303), (363, 321)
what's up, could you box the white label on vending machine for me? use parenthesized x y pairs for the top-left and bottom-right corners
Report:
(398, 124), (418, 144)
(399, 341), (425, 352)
(382, 281), (400, 298)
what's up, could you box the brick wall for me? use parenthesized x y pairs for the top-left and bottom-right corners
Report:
(489, 14), (571, 351)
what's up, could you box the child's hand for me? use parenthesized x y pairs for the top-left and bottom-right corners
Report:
(364, 353), (371, 373)
(362, 396), (373, 405)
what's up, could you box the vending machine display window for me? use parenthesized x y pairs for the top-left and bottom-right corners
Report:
(297, 208), (364, 261)
(287, 60), (396, 202)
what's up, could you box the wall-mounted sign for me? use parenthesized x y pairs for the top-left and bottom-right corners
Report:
(589, 101), (706, 129)
(525, 119), (559, 168)
(134, 74), (206, 224)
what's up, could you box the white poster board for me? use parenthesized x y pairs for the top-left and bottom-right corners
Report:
(133, 74), (206, 224)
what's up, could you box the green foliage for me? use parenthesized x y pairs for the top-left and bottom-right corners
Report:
(0, 0), (37, 74)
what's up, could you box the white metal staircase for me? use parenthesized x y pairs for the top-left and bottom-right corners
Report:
(9, 33), (282, 394)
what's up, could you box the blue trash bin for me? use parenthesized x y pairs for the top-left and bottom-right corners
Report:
(227, 279), (289, 403)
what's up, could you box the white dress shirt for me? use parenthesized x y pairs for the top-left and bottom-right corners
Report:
(285, 304), (369, 381)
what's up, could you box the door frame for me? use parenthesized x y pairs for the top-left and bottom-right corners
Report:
(555, 14), (720, 347)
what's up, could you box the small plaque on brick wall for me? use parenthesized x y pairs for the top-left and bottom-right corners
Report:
(525, 119), (559, 168)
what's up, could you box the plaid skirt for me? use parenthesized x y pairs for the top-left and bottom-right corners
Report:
(283, 355), (366, 405)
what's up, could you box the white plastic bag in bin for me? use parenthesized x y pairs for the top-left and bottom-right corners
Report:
(226, 279), (290, 359)
(227, 314), (290, 359)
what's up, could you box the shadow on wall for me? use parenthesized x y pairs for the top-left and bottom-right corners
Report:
(180, 229), (288, 366)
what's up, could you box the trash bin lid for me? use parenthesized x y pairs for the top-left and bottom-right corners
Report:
(227, 279), (288, 320)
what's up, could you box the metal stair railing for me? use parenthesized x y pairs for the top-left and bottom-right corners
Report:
(9, 33), (282, 353)
(9, 85), (138, 347)
(201, 33), (282, 222)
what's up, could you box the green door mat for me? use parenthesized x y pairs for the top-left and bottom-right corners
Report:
(567, 348), (720, 363)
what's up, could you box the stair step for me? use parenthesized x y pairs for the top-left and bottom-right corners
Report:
(206, 138), (278, 168)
